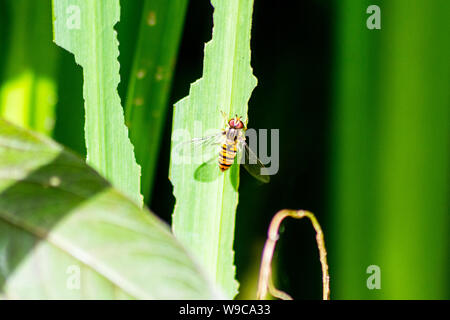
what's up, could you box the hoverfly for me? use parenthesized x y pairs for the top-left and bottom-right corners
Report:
(175, 112), (270, 183)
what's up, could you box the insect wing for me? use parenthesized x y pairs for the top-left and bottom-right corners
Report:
(240, 141), (270, 183)
(174, 131), (223, 163)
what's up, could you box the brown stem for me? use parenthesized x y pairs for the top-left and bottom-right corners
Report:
(256, 209), (330, 300)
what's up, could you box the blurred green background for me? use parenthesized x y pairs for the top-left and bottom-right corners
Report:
(0, 0), (448, 299)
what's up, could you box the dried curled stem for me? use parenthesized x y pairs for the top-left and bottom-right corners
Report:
(257, 209), (330, 300)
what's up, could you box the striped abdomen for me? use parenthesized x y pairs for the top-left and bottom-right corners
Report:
(219, 142), (237, 172)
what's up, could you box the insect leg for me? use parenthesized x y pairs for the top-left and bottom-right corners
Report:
(220, 110), (228, 125)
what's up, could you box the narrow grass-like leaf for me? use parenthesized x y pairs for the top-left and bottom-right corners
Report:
(0, 0), (59, 135)
(125, 0), (188, 203)
(0, 119), (222, 299)
(330, 0), (449, 299)
(169, 0), (257, 298)
(53, 0), (142, 206)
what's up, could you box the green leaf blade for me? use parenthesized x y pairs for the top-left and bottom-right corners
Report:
(0, 119), (222, 299)
(330, 0), (450, 299)
(125, 0), (188, 203)
(0, 0), (59, 136)
(52, 0), (142, 206)
(169, 0), (257, 298)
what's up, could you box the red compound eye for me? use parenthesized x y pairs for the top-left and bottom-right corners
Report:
(235, 120), (244, 129)
(228, 118), (244, 129)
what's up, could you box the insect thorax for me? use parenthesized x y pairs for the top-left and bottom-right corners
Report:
(225, 128), (245, 142)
